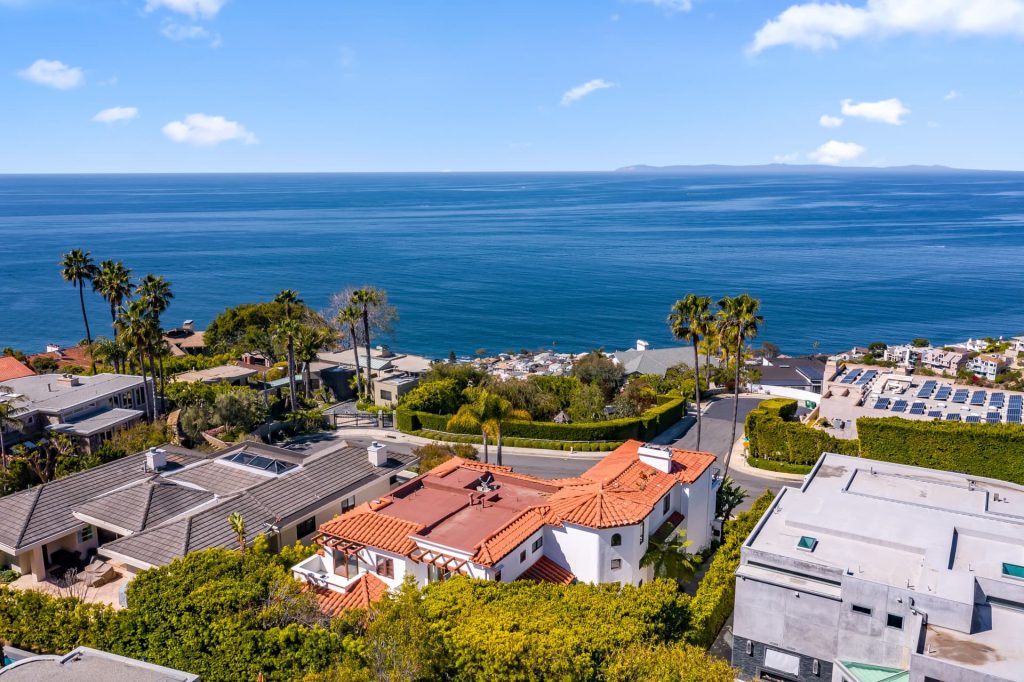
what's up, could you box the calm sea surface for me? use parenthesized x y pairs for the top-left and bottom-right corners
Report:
(1, 171), (1023, 357)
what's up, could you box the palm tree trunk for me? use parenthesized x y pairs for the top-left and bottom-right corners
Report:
(481, 431), (489, 464)
(692, 340), (702, 451)
(303, 362), (312, 401)
(362, 310), (373, 400)
(138, 350), (152, 421)
(287, 338), (298, 410)
(148, 353), (160, 419)
(79, 281), (95, 373)
(724, 328), (743, 479)
(159, 355), (166, 400)
(704, 344), (712, 386)
(349, 325), (364, 398)
(496, 424), (503, 467)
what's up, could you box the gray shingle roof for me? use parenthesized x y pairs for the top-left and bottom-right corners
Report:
(102, 444), (417, 567)
(73, 479), (215, 533)
(0, 446), (208, 552)
(612, 346), (711, 376)
(163, 459), (269, 495)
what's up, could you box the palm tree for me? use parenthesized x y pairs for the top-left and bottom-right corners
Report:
(228, 512), (247, 555)
(93, 260), (133, 352)
(0, 387), (26, 477)
(447, 391), (494, 464)
(717, 294), (763, 479)
(137, 275), (173, 416)
(117, 300), (157, 421)
(640, 529), (700, 583)
(273, 318), (302, 410)
(335, 305), (365, 399)
(89, 337), (129, 374)
(60, 249), (98, 372)
(274, 290), (302, 409)
(668, 294), (713, 450)
(295, 325), (336, 401)
(351, 288), (383, 398)
(491, 396), (530, 467)
(715, 477), (748, 520)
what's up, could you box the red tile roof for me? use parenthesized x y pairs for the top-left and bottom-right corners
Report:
(473, 505), (554, 566)
(319, 504), (424, 555)
(0, 357), (34, 382)
(304, 572), (389, 616)
(26, 345), (91, 369)
(519, 556), (576, 585)
(548, 483), (656, 529)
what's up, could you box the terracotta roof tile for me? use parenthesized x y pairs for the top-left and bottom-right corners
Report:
(0, 357), (34, 382)
(519, 556), (576, 585)
(319, 505), (424, 555)
(473, 505), (554, 566)
(304, 572), (389, 616)
(547, 483), (654, 529)
(670, 449), (717, 484)
(26, 345), (91, 369)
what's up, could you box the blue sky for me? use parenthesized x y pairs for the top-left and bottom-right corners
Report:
(2, 0), (1023, 172)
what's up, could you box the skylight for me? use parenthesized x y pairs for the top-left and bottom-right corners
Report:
(1003, 563), (1024, 580)
(796, 536), (818, 552)
(224, 451), (298, 475)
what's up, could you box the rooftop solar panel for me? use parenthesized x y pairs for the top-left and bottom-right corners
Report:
(927, 410), (942, 418)
(986, 412), (1001, 424)
(965, 415), (981, 423)
(840, 369), (863, 384)
(1009, 411), (1023, 424)
(909, 402), (925, 415)
(952, 389), (969, 404)
(856, 370), (878, 386)
(873, 398), (891, 410)
(891, 400), (908, 413)
(916, 381), (936, 398)
(945, 413), (962, 421)
(1009, 395), (1023, 409)
(970, 391), (987, 406)
(934, 386), (952, 400)
(989, 393), (1005, 408)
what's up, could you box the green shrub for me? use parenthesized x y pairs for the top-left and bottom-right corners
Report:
(858, 417), (1024, 485)
(684, 491), (775, 648)
(746, 457), (814, 475)
(745, 399), (859, 465)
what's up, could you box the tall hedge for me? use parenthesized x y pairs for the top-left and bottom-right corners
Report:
(397, 396), (686, 444)
(684, 491), (775, 648)
(745, 398), (860, 465)
(858, 417), (1024, 485)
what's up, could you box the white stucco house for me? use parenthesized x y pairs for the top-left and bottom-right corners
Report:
(292, 440), (720, 614)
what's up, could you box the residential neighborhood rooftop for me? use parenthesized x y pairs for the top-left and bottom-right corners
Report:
(0, 646), (199, 681)
(0, 373), (145, 414)
(0, 357), (34, 382)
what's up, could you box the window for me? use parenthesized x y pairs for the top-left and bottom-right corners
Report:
(427, 564), (451, 583)
(887, 613), (904, 629)
(494, 571), (502, 582)
(296, 516), (317, 538)
(380, 390), (393, 401)
(610, 558), (621, 570)
(531, 536), (543, 553)
(639, 521), (645, 544)
(797, 535), (818, 552)
(851, 604), (872, 616)
(1003, 562), (1024, 580)
(79, 525), (94, 543)
(611, 533), (622, 547)
(341, 496), (356, 513)
(662, 495), (670, 513)
(519, 550), (526, 563)
(376, 556), (394, 579)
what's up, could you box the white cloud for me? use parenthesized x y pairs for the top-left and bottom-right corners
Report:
(808, 140), (866, 165)
(774, 152), (801, 163)
(631, 0), (693, 11)
(93, 106), (139, 123)
(841, 97), (909, 124)
(750, 0), (1024, 54)
(560, 79), (616, 106)
(17, 59), (83, 90)
(145, 0), (226, 19)
(162, 113), (256, 146)
(161, 20), (208, 40)
(819, 114), (844, 127)
(944, 89), (962, 100)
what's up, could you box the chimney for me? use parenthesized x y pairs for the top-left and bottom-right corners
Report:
(57, 374), (81, 387)
(637, 443), (673, 473)
(183, 320), (195, 333)
(636, 339), (649, 352)
(146, 447), (167, 472)
(368, 441), (387, 466)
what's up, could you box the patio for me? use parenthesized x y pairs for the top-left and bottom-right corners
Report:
(8, 561), (132, 610)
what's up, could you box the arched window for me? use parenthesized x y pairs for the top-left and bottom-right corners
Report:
(611, 533), (622, 547)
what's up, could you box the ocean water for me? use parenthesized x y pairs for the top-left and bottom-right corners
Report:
(1, 171), (1023, 358)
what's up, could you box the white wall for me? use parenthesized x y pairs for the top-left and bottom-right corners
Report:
(682, 469), (715, 551)
(750, 385), (820, 405)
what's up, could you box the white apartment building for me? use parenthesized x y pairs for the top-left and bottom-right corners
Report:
(292, 440), (719, 614)
(732, 453), (1024, 682)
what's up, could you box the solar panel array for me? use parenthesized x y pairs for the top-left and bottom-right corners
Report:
(990, 393), (1005, 409)
(856, 370), (878, 386)
(1010, 396), (1023, 424)
(952, 389), (970, 404)
(934, 385), (952, 400)
(965, 415), (981, 423)
(873, 398), (891, 410)
(891, 400), (908, 413)
(916, 380), (937, 398)
(909, 402), (926, 415)
(927, 410), (942, 418)
(1010, 395), (1024, 409)
(946, 413), (962, 421)
(841, 369), (863, 384)
(987, 412), (1001, 424)
(970, 390), (987, 406)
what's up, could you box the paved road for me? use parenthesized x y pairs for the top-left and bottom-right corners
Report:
(672, 396), (786, 513)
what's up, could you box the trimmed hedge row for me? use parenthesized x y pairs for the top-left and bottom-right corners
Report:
(745, 398), (860, 465)
(0, 587), (114, 654)
(858, 417), (1024, 486)
(684, 490), (775, 648)
(414, 429), (623, 452)
(397, 395), (686, 443)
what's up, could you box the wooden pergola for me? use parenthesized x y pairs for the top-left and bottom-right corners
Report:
(409, 547), (471, 576)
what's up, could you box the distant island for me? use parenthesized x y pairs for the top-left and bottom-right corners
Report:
(613, 163), (1008, 174)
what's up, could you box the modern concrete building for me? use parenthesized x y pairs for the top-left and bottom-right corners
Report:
(732, 452), (1024, 682)
(0, 373), (149, 454)
(968, 354), (1008, 381)
(293, 440), (719, 615)
(318, 346), (432, 406)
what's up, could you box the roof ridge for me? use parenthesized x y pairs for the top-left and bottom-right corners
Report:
(139, 481), (157, 530)
(13, 486), (43, 549)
